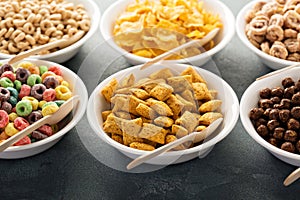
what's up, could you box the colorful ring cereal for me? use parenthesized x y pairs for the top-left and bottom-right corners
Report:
(0, 87), (10, 101)
(16, 100), (32, 117)
(43, 88), (56, 101)
(7, 87), (18, 99)
(27, 111), (43, 124)
(1, 71), (16, 82)
(22, 96), (39, 110)
(0, 64), (13, 75)
(5, 122), (19, 136)
(0, 110), (9, 129)
(1, 102), (12, 114)
(18, 84), (31, 99)
(39, 65), (48, 75)
(27, 74), (42, 86)
(38, 125), (53, 136)
(8, 112), (18, 122)
(8, 96), (18, 107)
(0, 77), (14, 88)
(48, 66), (62, 76)
(14, 117), (29, 131)
(42, 103), (59, 116)
(43, 76), (59, 89)
(55, 85), (72, 100)
(31, 84), (46, 100)
(14, 80), (22, 91)
(15, 68), (30, 83)
(13, 136), (31, 146)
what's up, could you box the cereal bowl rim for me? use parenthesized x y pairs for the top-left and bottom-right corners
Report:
(0, 0), (100, 62)
(100, 0), (235, 64)
(235, 0), (299, 68)
(240, 67), (300, 163)
(87, 63), (239, 157)
(1, 59), (88, 153)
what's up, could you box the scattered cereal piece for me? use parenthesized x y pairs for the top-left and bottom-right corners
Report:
(136, 103), (156, 119)
(139, 123), (168, 144)
(166, 94), (184, 119)
(120, 74), (135, 88)
(130, 88), (150, 100)
(102, 110), (112, 121)
(181, 66), (206, 83)
(103, 113), (124, 135)
(149, 68), (174, 80)
(165, 135), (186, 150)
(195, 125), (207, 132)
(149, 83), (174, 101)
(199, 100), (222, 113)
(112, 134), (124, 144)
(172, 124), (189, 138)
(199, 112), (223, 126)
(154, 116), (174, 128)
(192, 82), (212, 100)
(101, 78), (118, 103)
(129, 142), (155, 151)
(167, 75), (192, 93)
(147, 98), (173, 116)
(123, 132), (144, 146)
(175, 111), (199, 133)
(121, 118), (143, 137)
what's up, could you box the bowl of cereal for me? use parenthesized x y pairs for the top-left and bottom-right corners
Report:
(236, 0), (300, 70)
(0, 0), (100, 63)
(240, 66), (300, 166)
(87, 63), (239, 165)
(0, 59), (88, 159)
(100, 0), (235, 67)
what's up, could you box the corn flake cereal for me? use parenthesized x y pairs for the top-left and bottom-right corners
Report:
(113, 0), (222, 59)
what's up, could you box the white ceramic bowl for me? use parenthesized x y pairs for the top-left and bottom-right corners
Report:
(100, 0), (235, 66)
(240, 67), (300, 166)
(236, 0), (299, 70)
(87, 63), (239, 165)
(0, 0), (100, 63)
(0, 59), (88, 159)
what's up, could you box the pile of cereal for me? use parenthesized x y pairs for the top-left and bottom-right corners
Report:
(101, 67), (223, 151)
(245, 0), (300, 61)
(113, 0), (222, 59)
(249, 77), (300, 154)
(0, 0), (90, 55)
(0, 61), (72, 146)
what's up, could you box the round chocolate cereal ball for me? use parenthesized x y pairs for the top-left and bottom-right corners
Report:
(281, 142), (296, 153)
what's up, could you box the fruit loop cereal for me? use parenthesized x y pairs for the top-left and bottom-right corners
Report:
(113, 0), (222, 59)
(245, 0), (300, 61)
(0, 0), (91, 55)
(0, 61), (73, 146)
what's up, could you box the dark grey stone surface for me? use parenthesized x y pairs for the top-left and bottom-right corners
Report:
(1, 0), (300, 199)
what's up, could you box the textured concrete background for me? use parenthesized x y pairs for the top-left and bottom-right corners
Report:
(1, 0), (300, 199)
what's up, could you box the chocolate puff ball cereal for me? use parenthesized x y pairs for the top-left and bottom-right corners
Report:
(249, 77), (300, 154)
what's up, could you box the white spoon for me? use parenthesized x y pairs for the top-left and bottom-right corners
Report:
(127, 118), (223, 170)
(140, 28), (220, 70)
(284, 168), (300, 186)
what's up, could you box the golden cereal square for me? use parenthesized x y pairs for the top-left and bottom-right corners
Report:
(136, 103), (157, 119)
(192, 82), (212, 101)
(139, 123), (168, 144)
(181, 66), (206, 83)
(149, 83), (174, 101)
(199, 100), (222, 113)
(129, 142), (155, 151)
(149, 68), (174, 80)
(154, 116), (174, 127)
(101, 78), (118, 103)
(199, 112), (223, 126)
